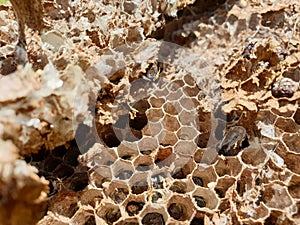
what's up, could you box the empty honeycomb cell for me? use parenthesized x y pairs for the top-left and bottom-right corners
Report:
(167, 195), (194, 221)
(90, 169), (112, 188)
(288, 175), (300, 198)
(129, 173), (149, 194)
(236, 168), (255, 197)
(217, 126), (249, 156)
(163, 101), (182, 115)
(112, 160), (134, 180)
(80, 189), (103, 208)
(261, 9), (285, 28)
(140, 206), (168, 225)
(87, 146), (118, 167)
(125, 201), (144, 216)
(133, 155), (153, 171)
(146, 108), (164, 123)
(196, 132), (211, 148)
(276, 151), (300, 174)
(183, 86), (200, 97)
(48, 190), (80, 218)
(43, 157), (63, 172)
(192, 188), (219, 210)
(214, 177), (235, 198)
(215, 157), (243, 177)
(177, 126), (199, 141)
(84, 215), (96, 225)
(149, 97), (165, 108)
(162, 114), (181, 132)
(192, 166), (218, 188)
(106, 182), (129, 204)
(158, 130), (178, 146)
(171, 158), (195, 179)
(241, 145), (267, 166)
(179, 97), (198, 111)
(99, 124), (121, 148)
(137, 136), (159, 154)
(129, 112), (148, 131)
(174, 140), (197, 156)
(52, 163), (74, 178)
(262, 183), (293, 209)
(143, 121), (162, 137)
(154, 146), (175, 168)
(183, 74), (196, 86)
(51, 145), (67, 157)
(169, 181), (187, 194)
(117, 141), (139, 161)
(275, 117), (298, 133)
(283, 133), (300, 153)
(99, 206), (121, 225)
(179, 110), (198, 126)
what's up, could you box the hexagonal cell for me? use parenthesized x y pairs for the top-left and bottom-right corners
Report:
(96, 203), (121, 225)
(117, 141), (139, 161)
(67, 171), (89, 191)
(276, 150), (300, 174)
(48, 190), (80, 218)
(90, 169), (112, 188)
(288, 175), (300, 198)
(162, 101), (182, 115)
(137, 136), (159, 155)
(146, 108), (164, 123)
(87, 146), (118, 167)
(215, 157), (243, 177)
(80, 189), (103, 208)
(262, 183), (293, 209)
(241, 145), (267, 166)
(179, 97), (198, 111)
(154, 146), (175, 168)
(171, 157), (195, 179)
(192, 165), (218, 188)
(129, 172), (150, 195)
(176, 126), (199, 141)
(217, 126), (249, 156)
(157, 130), (178, 146)
(194, 148), (218, 165)
(98, 124), (121, 148)
(167, 79), (185, 91)
(167, 195), (195, 221)
(192, 188), (219, 210)
(133, 155), (154, 172)
(122, 194), (145, 216)
(140, 206), (168, 225)
(149, 96), (165, 108)
(174, 140), (197, 156)
(143, 121), (162, 137)
(283, 133), (300, 153)
(162, 114), (180, 132)
(275, 117), (298, 133)
(190, 211), (207, 225)
(169, 179), (195, 194)
(112, 160), (134, 180)
(214, 177), (236, 198)
(105, 181), (130, 204)
(183, 86), (200, 97)
(183, 74), (196, 86)
(179, 110), (198, 126)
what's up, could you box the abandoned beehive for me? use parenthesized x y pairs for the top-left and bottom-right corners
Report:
(0, 0), (300, 225)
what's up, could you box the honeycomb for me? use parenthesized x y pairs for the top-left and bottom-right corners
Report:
(0, 0), (300, 225)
